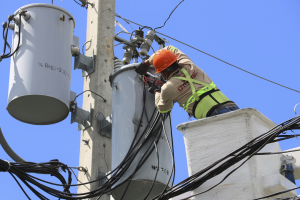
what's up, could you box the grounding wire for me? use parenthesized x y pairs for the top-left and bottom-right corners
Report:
(115, 13), (300, 94)
(73, 90), (106, 103)
(82, 39), (92, 55)
(154, 0), (185, 31)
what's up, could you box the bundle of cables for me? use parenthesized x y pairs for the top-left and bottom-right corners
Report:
(150, 115), (300, 200)
(0, 82), (175, 200)
(2, 76), (300, 199)
(1, 12), (24, 62)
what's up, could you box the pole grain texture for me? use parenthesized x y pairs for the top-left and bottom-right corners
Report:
(77, 0), (115, 199)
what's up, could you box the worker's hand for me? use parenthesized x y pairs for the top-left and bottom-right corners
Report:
(148, 81), (161, 94)
(134, 61), (150, 75)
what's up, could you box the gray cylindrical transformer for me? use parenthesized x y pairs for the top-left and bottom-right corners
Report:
(7, 4), (75, 125)
(111, 64), (173, 200)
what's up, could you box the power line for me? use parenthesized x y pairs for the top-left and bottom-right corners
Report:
(115, 13), (300, 94)
(154, 0), (186, 31)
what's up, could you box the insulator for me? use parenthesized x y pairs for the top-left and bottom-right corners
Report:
(139, 30), (156, 57)
(135, 28), (144, 39)
(122, 46), (134, 65)
(134, 28), (144, 48)
(114, 57), (123, 72)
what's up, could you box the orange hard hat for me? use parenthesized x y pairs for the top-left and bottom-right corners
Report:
(153, 49), (178, 74)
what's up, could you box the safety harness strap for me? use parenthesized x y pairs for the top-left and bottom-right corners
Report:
(172, 68), (215, 102)
(170, 46), (178, 52)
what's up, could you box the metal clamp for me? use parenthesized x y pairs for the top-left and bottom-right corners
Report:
(97, 168), (108, 188)
(155, 35), (169, 50)
(70, 101), (92, 131)
(74, 49), (95, 77)
(97, 113), (112, 138)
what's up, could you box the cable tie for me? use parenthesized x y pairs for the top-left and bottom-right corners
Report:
(5, 160), (11, 172)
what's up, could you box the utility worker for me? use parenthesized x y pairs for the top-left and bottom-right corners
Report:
(134, 46), (239, 119)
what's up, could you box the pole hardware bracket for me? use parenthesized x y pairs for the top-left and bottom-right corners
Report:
(97, 168), (110, 190)
(70, 101), (92, 131)
(155, 35), (168, 50)
(78, 0), (95, 8)
(77, 166), (88, 174)
(74, 49), (95, 77)
(97, 112), (112, 138)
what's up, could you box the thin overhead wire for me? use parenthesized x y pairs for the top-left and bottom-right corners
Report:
(115, 13), (300, 94)
(154, 0), (186, 31)
(73, 0), (82, 6)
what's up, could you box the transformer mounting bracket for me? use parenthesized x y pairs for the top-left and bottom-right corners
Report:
(70, 101), (92, 131)
(74, 49), (95, 77)
(97, 112), (112, 138)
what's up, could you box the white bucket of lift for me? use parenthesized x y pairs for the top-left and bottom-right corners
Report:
(111, 64), (173, 200)
(7, 4), (75, 125)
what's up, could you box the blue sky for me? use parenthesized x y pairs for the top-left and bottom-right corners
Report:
(0, 0), (300, 199)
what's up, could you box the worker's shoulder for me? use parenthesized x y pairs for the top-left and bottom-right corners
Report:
(163, 77), (181, 90)
(163, 45), (177, 50)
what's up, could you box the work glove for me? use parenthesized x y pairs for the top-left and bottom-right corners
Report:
(148, 81), (161, 94)
(134, 61), (150, 75)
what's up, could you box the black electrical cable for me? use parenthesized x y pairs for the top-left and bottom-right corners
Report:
(73, 90), (106, 102)
(143, 141), (160, 200)
(154, 0), (185, 31)
(149, 115), (300, 200)
(169, 113), (176, 186)
(255, 148), (300, 155)
(2, 22), (10, 57)
(253, 185), (300, 200)
(115, 13), (300, 94)
(10, 172), (32, 200)
(155, 113), (175, 200)
(3, 100), (300, 199)
(74, 0), (84, 7)
(5, 15), (22, 59)
(1, 14), (22, 61)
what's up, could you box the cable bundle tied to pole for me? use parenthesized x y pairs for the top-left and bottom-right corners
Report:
(0, 159), (72, 200)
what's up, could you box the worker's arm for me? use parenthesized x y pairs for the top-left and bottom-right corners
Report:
(155, 86), (174, 113)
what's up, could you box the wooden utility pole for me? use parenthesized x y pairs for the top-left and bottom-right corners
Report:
(77, 0), (115, 199)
